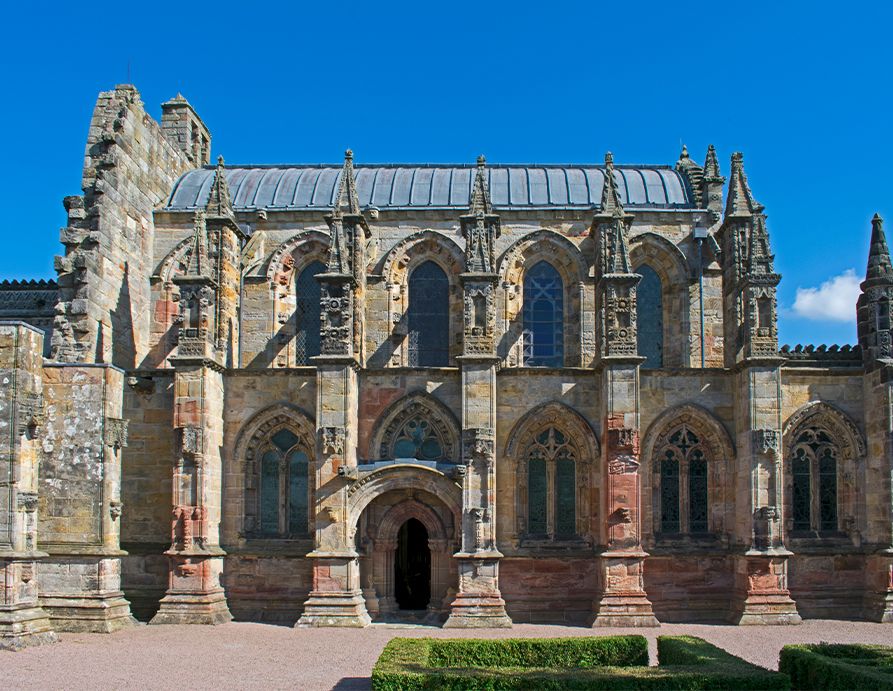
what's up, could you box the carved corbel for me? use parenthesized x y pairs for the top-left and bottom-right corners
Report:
(753, 429), (780, 457)
(126, 375), (154, 394)
(105, 417), (129, 451)
(109, 500), (123, 521)
(462, 427), (495, 466)
(16, 392), (44, 438)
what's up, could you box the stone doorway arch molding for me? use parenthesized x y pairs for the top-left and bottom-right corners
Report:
(360, 496), (457, 619)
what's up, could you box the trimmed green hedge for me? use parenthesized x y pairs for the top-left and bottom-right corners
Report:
(779, 643), (893, 689)
(371, 635), (789, 690)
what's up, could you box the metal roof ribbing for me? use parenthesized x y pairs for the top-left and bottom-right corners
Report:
(165, 163), (694, 212)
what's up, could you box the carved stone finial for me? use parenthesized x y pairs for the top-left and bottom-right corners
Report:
(205, 155), (235, 220)
(469, 154), (493, 217)
(725, 151), (761, 218)
(332, 148), (362, 217)
(183, 211), (209, 278)
(680, 144), (689, 159)
(864, 213), (893, 284)
(703, 144), (722, 181)
(599, 151), (626, 220)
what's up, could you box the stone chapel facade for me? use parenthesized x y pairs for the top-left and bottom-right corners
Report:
(1, 84), (892, 647)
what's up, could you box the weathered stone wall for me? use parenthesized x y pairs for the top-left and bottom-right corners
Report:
(52, 85), (195, 368)
(500, 556), (598, 625)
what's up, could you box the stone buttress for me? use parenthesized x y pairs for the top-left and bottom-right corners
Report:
(151, 158), (242, 624)
(444, 157), (512, 627)
(297, 151), (372, 626)
(0, 323), (57, 649)
(719, 153), (800, 624)
(589, 153), (658, 626)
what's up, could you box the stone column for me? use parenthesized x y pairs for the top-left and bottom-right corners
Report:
(150, 362), (231, 624)
(0, 322), (56, 649)
(38, 362), (136, 632)
(730, 364), (800, 624)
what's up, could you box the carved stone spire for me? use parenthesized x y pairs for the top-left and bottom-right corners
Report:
(461, 155), (500, 274)
(865, 213), (893, 284)
(675, 144), (704, 207)
(183, 211), (211, 279)
(590, 152), (639, 359)
(332, 149), (362, 217)
(858, 214), (893, 367)
(205, 156), (235, 220)
(702, 145), (725, 221)
(725, 152), (761, 218)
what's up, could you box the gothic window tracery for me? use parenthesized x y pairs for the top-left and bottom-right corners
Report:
(392, 417), (445, 461)
(407, 261), (449, 367)
(636, 264), (663, 368)
(295, 260), (325, 365)
(522, 261), (564, 367)
(790, 426), (839, 533)
(524, 427), (577, 539)
(655, 425), (710, 535)
(254, 426), (311, 537)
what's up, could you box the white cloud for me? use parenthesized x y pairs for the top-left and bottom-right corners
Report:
(791, 269), (861, 322)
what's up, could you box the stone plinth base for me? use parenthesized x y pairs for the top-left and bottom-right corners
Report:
(40, 593), (137, 633)
(863, 552), (893, 623)
(296, 591), (371, 627)
(590, 552), (658, 627)
(731, 553), (801, 625)
(149, 552), (232, 625)
(443, 554), (512, 628)
(0, 605), (58, 651)
(443, 592), (512, 628)
(150, 590), (232, 625)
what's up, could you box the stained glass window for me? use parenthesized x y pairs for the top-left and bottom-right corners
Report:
(295, 261), (325, 365)
(392, 417), (445, 461)
(637, 265), (663, 368)
(408, 261), (449, 367)
(522, 261), (564, 367)
(791, 425), (839, 533)
(258, 428), (309, 537)
(525, 427), (577, 539)
(660, 451), (680, 533)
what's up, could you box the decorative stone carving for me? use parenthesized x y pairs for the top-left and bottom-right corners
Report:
(16, 392), (44, 436)
(17, 491), (39, 512)
(608, 455), (640, 474)
(109, 501), (123, 520)
(462, 427), (495, 466)
(753, 428), (779, 456)
(321, 426), (346, 457)
(105, 417), (129, 451)
(126, 375), (153, 394)
(374, 394), (460, 462)
(179, 426), (202, 456)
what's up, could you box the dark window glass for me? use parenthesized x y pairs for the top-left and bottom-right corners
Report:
(688, 451), (708, 533)
(522, 261), (564, 367)
(819, 448), (837, 532)
(792, 451), (811, 531)
(288, 450), (309, 534)
(295, 261), (325, 364)
(637, 265), (663, 368)
(660, 452), (680, 533)
(555, 457), (576, 537)
(392, 417), (444, 461)
(408, 261), (449, 366)
(528, 457), (547, 535)
(260, 450), (280, 535)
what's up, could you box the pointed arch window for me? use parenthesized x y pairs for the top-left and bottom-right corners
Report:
(408, 261), (449, 367)
(637, 264), (663, 368)
(525, 427), (577, 539)
(656, 425), (710, 535)
(790, 426), (838, 533)
(258, 428), (310, 537)
(295, 261), (325, 365)
(522, 261), (564, 367)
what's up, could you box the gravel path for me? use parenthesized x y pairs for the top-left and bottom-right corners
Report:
(2, 620), (891, 690)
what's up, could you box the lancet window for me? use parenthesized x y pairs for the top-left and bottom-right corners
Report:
(790, 425), (838, 533)
(407, 261), (449, 367)
(295, 261), (325, 365)
(522, 261), (564, 367)
(637, 264), (663, 368)
(525, 427), (577, 539)
(656, 425), (709, 534)
(258, 428), (311, 537)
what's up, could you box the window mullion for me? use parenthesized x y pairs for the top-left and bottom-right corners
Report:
(546, 457), (555, 540)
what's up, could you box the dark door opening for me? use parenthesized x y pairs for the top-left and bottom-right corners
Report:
(394, 518), (431, 610)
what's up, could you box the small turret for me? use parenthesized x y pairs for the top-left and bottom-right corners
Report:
(161, 93), (211, 167)
(702, 145), (725, 222)
(857, 213), (893, 367)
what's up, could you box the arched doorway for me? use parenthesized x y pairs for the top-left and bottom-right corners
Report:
(394, 518), (431, 610)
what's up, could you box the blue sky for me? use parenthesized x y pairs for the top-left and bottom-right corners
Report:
(1, 1), (890, 346)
